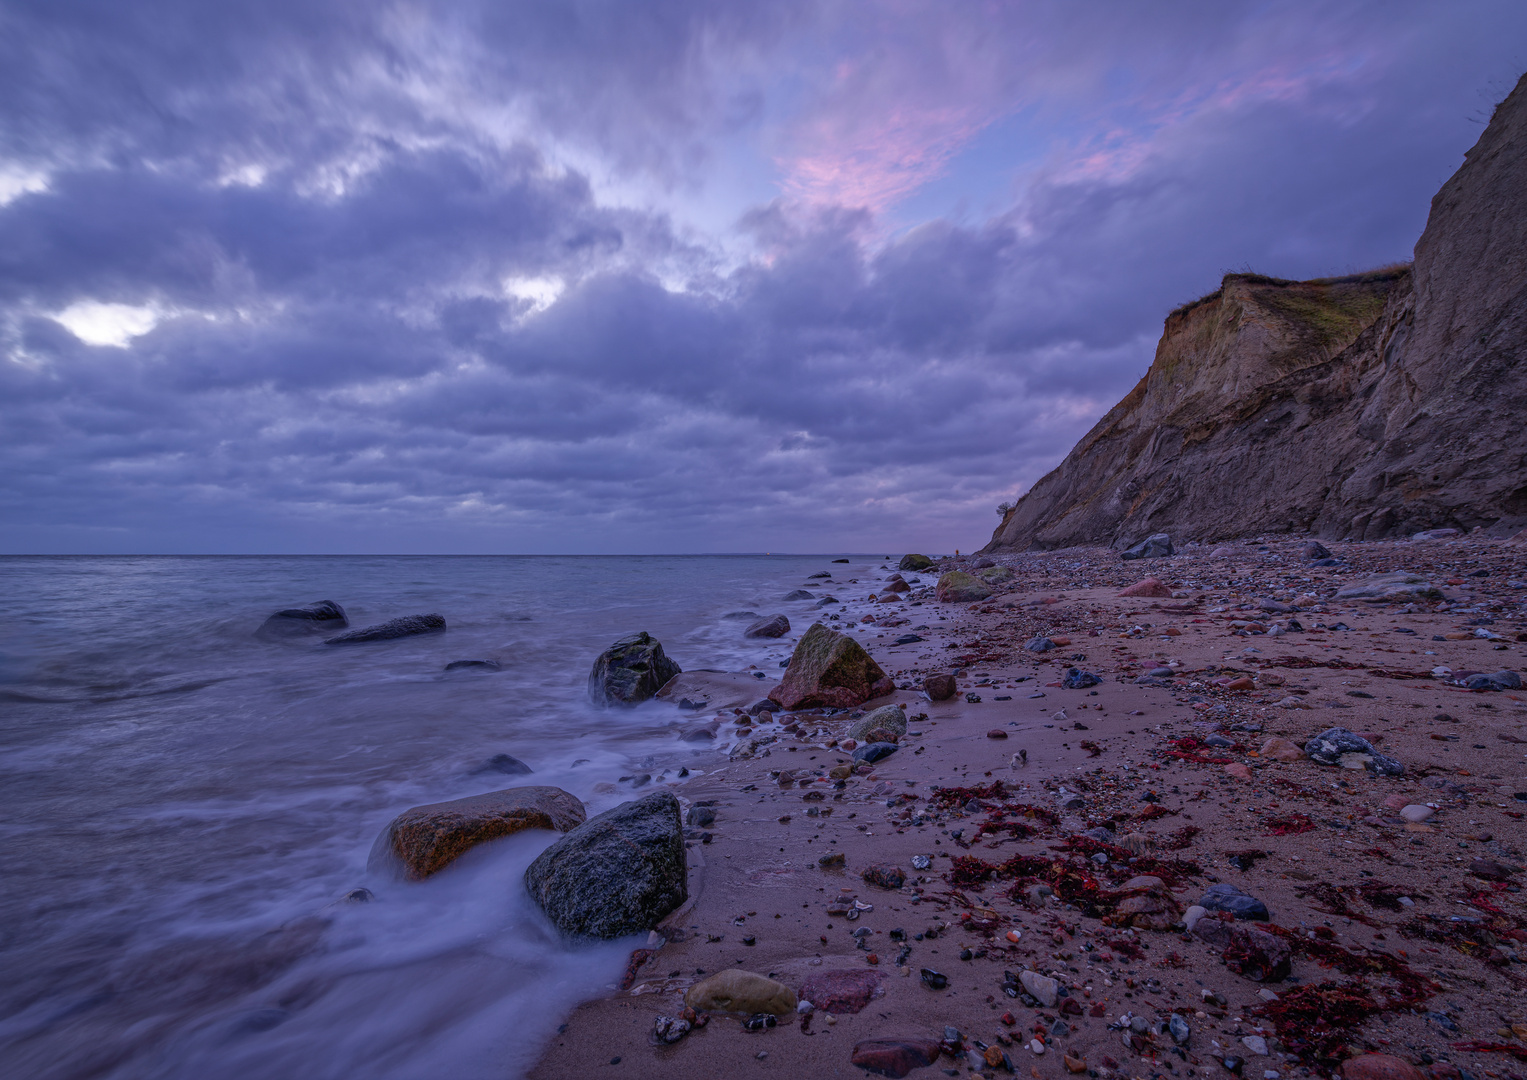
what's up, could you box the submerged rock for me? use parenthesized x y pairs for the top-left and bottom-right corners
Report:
(587, 631), (682, 707)
(444, 658), (500, 671)
(743, 614), (791, 639)
(324, 613), (445, 644)
(371, 785), (585, 880)
(935, 571), (992, 603)
(256, 600), (348, 640)
(769, 622), (891, 710)
(523, 791), (687, 938)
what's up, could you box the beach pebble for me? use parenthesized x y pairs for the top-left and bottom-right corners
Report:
(1019, 970), (1059, 1007)
(1399, 804), (1435, 822)
(987, 728), (1008, 739)
(1241, 1036), (1268, 1056)
(1183, 905), (1208, 931)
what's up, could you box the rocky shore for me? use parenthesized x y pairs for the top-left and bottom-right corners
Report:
(524, 534), (1526, 1080)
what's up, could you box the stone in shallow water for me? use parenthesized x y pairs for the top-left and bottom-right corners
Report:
(324, 613), (444, 644)
(898, 554), (933, 572)
(744, 614), (791, 639)
(256, 600), (348, 639)
(523, 791), (686, 938)
(371, 785), (584, 880)
(853, 742), (899, 764)
(587, 631), (682, 707)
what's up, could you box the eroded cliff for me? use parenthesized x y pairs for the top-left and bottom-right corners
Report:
(984, 71), (1527, 552)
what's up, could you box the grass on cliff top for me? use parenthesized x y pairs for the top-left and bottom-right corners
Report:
(1168, 262), (1411, 321)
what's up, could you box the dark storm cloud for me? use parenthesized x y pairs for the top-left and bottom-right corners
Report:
(1, 1), (1524, 552)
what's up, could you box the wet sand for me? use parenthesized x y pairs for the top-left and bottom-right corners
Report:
(532, 535), (1527, 1080)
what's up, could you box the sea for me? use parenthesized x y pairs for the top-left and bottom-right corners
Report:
(0, 554), (888, 1079)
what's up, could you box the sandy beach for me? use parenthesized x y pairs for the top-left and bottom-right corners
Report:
(532, 535), (1527, 1080)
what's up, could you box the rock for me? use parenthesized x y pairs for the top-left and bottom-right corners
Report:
(1170, 1015), (1191, 1045)
(799, 969), (882, 1014)
(861, 865), (906, 889)
(1119, 578), (1173, 598)
(1400, 804), (1435, 822)
(851, 1038), (943, 1078)
(444, 659), (501, 671)
(898, 554), (934, 572)
(1241, 1035), (1269, 1056)
(744, 614), (791, 639)
(257, 600), (348, 639)
(978, 566), (1014, 584)
(1199, 883), (1269, 921)
(523, 791), (687, 938)
(1222, 927), (1292, 982)
(686, 970), (796, 1015)
(1463, 670), (1522, 691)
(1301, 541), (1332, 560)
(1468, 858), (1518, 880)
(656, 670), (764, 712)
(1412, 528), (1461, 542)
(1084, 827), (1117, 844)
(1333, 573), (1442, 603)
(783, 590), (815, 601)
(935, 571), (993, 603)
(651, 1014), (691, 1044)
(1304, 727), (1404, 776)
(769, 622), (890, 710)
(1183, 905), (1208, 931)
(1224, 763), (1253, 780)
(482, 753), (533, 775)
(587, 632), (683, 707)
(923, 673), (958, 700)
(324, 613), (445, 644)
(1341, 1055), (1430, 1080)
(1025, 636), (1055, 653)
(686, 805), (715, 827)
(853, 742), (898, 764)
(371, 786), (585, 880)
(1112, 889), (1183, 931)
(850, 705), (907, 742)
(987, 729), (1008, 739)
(1064, 1053), (1089, 1073)
(1062, 668), (1101, 689)
(1259, 737), (1303, 762)
(1121, 534), (1173, 560)
(1019, 970), (1059, 1007)
(723, 610), (760, 620)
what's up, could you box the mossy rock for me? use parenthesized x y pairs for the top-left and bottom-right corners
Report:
(897, 554), (933, 571)
(936, 571), (992, 603)
(978, 566), (1014, 584)
(769, 623), (890, 710)
(849, 704), (907, 742)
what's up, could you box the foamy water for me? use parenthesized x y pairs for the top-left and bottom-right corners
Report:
(0, 554), (883, 1079)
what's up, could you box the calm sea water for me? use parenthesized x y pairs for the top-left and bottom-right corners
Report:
(0, 554), (882, 1079)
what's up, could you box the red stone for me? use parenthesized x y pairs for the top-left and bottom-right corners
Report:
(800, 969), (884, 1014)
(1119, 578), (1174, 598)
(851, 1038), (943, 1078)
(924, 673), (958, 701)
(1224, 763), (1253, 780)
(1341, 1055), (1429, 1080)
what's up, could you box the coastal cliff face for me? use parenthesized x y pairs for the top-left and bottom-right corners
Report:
(984, 71), (1527, 553)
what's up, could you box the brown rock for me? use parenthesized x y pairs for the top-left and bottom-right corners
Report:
(987, 728), (1008, 739)
(1469, 858), (1517, 881)
(1224, 763), (1253, 780)
(1341, 1054), (1429, 1080)
(1112, 889), (1183, 931)
(861, 864), (906, 890)
(1119, 577), (1173, 598)
(850, 1038), (943, 1078)
(799, 969), (883, 1014)
(371, 786), (586, 880)
(924, 673), (958, 701)
(743, 614), (791, 638)
(768, 622), (890, 710)
(1259, 737), (1303, 761)
(685, 970), (796, 1015)
(979, 73), (1527, 550)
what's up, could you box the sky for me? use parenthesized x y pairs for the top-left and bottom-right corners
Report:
(1, 1), (1524, 555)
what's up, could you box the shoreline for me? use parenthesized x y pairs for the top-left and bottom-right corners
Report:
(532, 534), (1527, 1080)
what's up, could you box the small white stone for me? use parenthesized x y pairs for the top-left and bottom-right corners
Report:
(1242, 1035), (1269, 1056)
(1030, 1039), (1046, 1055)
(1400, 804), (1436, 823)
(1183, 905), (1208, 931)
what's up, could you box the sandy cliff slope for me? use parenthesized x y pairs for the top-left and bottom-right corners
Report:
(984, 71), (1527, 553)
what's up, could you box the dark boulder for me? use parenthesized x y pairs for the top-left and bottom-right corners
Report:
(370, 785), (585, 880)
(588, 632), (682, 707)
(445, 659), (500, 671)
(324, 613), (445, 644)
(1199, 882), (1269, 921)
(898, 554), (933, 572)
(1121, 534), (1174, 560)
(481, 753), (533, 775)
(744, 614), (791, 639)
(852, 742), (898, 764)
(783, 590), (815, 601)
(523, 791), (688, 939)
(923, 673), (958, 701)
(1301, 540), (1332, 561)
(1304, 727), (1404, 776)
(256, 600), (347, 640)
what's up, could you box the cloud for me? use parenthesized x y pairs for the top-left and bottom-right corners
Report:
(1, 0), (1524, 553)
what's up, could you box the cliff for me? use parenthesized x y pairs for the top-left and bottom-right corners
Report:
(983, 71), (1527, 552)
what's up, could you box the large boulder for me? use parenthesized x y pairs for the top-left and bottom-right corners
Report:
(898, 554), (933, 571)
(256, 600), (347, 640)
(935, 571), (992, 603)
(370, 786), (585, 880)
(1304, 727), (1404, 776)
(1333, 572), (1441, 603)
(768, 622), (891, 710)
(1121, 534), (1174, 560)
(587, 631), (682, 707)
(744, 614), (791, 639)
(523, 791), (687, 938)
(324, 613), (445, 644)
